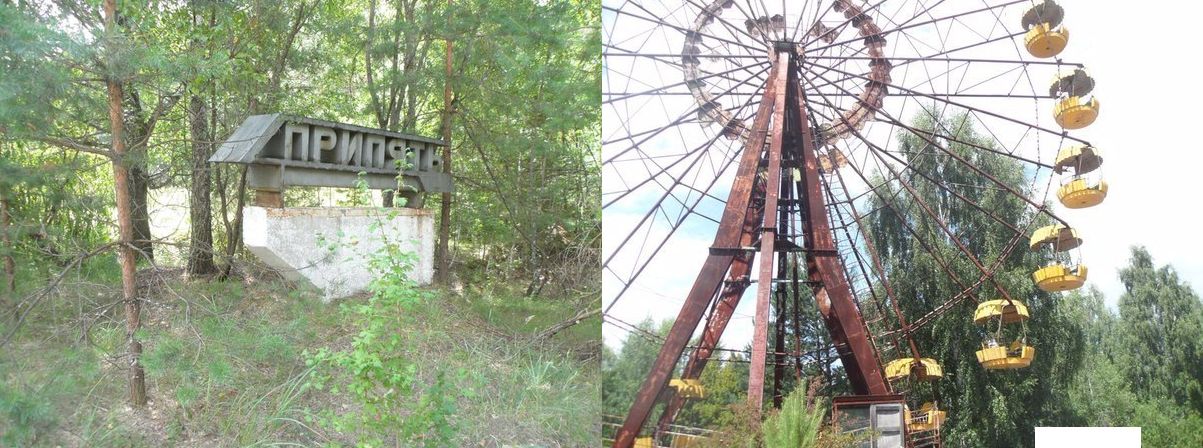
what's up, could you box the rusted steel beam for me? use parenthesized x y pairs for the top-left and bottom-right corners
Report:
(788, 58), (889, 396)
(653, 180), (764, 432)
(772, 283), (788, 408)
(612, 61), (784, 448)
(771, 160), (794, 409)
(747, 51), (791, 412)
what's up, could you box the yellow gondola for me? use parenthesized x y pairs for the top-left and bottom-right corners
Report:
(668, 378), (706, 399)
(1033, 264), (1087, 291)
(635, 437), (655, 448)
(977, 341), (1036, 370)
(1057, 178), (1108, 208)
(671, 435), (702, 448)
(1021, 0), (1068, 58)
(1050, 68), (1098, 129)
(973, 300), (1035, 369)
(884, 357), (943, 381)
(906, 402), (948, 432)
(1029, 224), (1082, 252)
(1053, 96), (1099, 129)
(1025, 23), (1068, 58)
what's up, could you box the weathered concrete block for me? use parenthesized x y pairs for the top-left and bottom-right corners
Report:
(244, 206), (434, 300)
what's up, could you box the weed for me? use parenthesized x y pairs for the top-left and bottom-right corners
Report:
(304, 208), (463, 446)
(0, 381), (56, 445)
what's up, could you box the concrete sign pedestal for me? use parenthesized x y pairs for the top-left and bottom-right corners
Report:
(244, 206), (434, 301)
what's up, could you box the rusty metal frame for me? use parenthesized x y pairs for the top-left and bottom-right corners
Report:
(610, 61), (785, 448)
(787, 56), (889, 396)
(615, 46), (894, 447)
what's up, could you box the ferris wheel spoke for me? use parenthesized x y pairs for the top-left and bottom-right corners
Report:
(798, 79), (997, 305)
(837, 147), (982, 326)
(804, 19), (1037, 100)
(976, 0), (1042, 100)
(683, 0), (768, 46)
(798, 30), (1037, 105)
(604, 74), (767, 209)
(605, 3), (766, 54)
(788, 0), (825, 43)
(816, 172), (896, 335)
(800, 58), (1088, 147)
(603, 148), (737, 274)
(603, 59), (769, 209)
(804, 55), (1070, 66)
(801, 63), (1070, 230)
(603, 41), (764, 88)
(897, 216), (1036, 335)
(843, 126), (1022, 307)
(825, 147), (925, 359)
(602, 63), (770, 163)
(602, 112), (767, 312)
(805, 0), (1024, 56)
(602, 61), (769, 148)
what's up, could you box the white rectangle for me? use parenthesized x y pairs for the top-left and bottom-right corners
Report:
(1036, 427), (1140, 447)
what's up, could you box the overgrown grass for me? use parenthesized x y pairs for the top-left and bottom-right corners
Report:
(0, 268), (600, 446)
(421, 288), (601, 445)
(464, 286), (601, 348)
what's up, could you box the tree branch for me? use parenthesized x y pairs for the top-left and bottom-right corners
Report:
(27, 135), (114, 158)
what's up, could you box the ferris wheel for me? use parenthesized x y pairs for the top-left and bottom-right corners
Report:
(602, 0), (1103, 446)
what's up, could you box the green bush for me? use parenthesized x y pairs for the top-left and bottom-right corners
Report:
(305, 211), (463, 446)
(762, 386), (825, 448)
(0, 382), (56, 446)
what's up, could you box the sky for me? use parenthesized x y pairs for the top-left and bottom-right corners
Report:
(601, 0), (1203, 352)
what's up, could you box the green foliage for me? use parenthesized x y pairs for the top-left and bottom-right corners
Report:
(1132, 396), (1203, 448)
(0, 0), (598, 444)
(693, 399), (764, 448)
(676, 354), (750, 429)
(1058, 248), (1203, 446)
(1117, 246), (1203, 411)
(0, 345), (103, 446)
(444, 0), (600, 294)
(863, 109), (1084, 447)
(441, 287), (599, 444)
(0, 381), (56, 446)
(304, 215), (462, 446)
(602, 318), (672, 422)
(761, 383), (825, 448)
(687, 383), (861, 448)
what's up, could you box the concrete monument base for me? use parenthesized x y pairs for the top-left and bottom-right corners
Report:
(244, 206), (434, 301)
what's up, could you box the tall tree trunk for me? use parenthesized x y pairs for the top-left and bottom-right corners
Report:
(1, 144), (13, 300)
(186, 93), (216, 276)
(187, 3), (216, 276)
(123, 90), (154, 261)
(128, 162), (152, 260)
(218, 167), (247, 281)
(436, 0), (453, 284)
(104, 0), (146, 407)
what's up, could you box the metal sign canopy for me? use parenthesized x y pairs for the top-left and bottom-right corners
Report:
(210, 114), (453, 207)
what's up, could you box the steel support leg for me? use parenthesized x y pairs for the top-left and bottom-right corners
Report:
(611, 62), (785, 448)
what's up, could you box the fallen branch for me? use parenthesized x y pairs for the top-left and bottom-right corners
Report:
(535, 306), (600, 341)
(0, 241), (119, 348)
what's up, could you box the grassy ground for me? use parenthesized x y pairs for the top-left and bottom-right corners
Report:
(0, 265), (600, 446)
